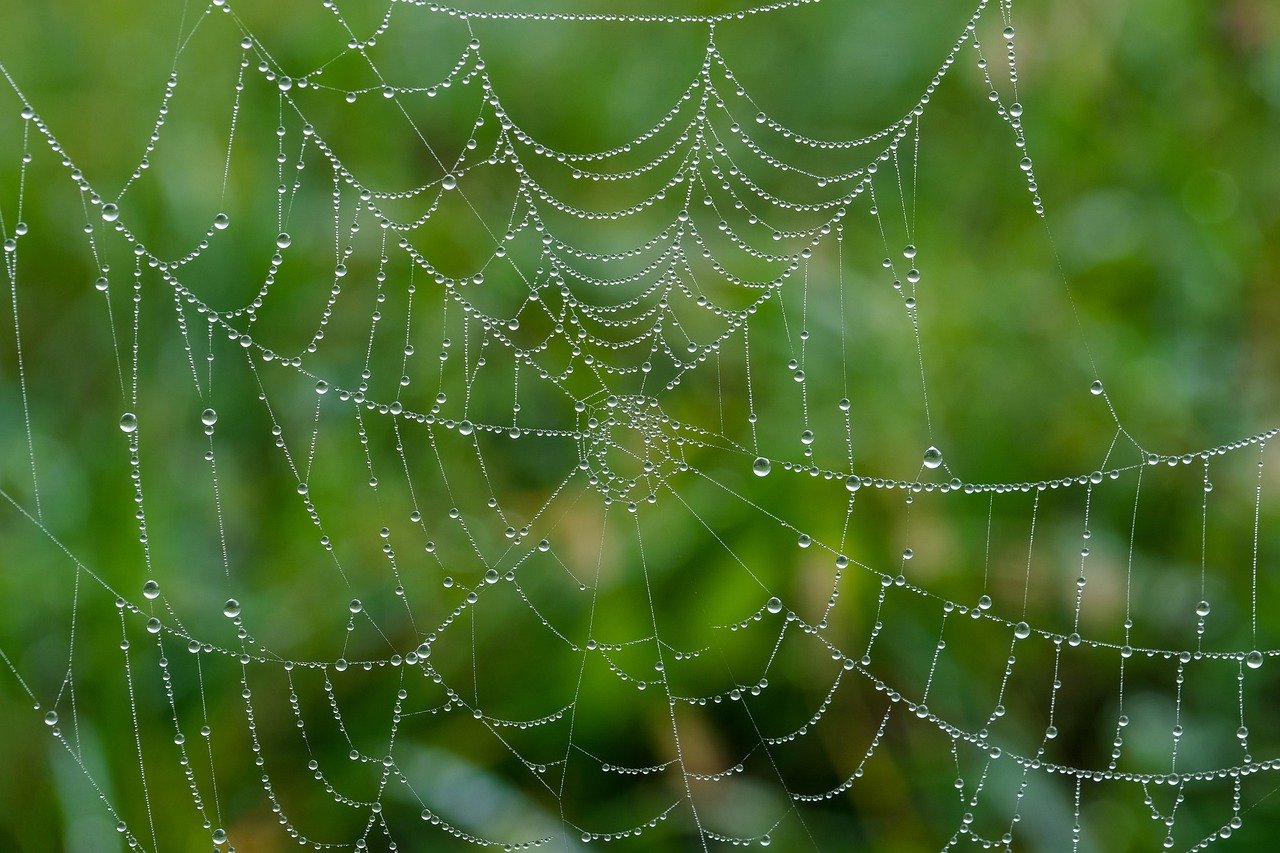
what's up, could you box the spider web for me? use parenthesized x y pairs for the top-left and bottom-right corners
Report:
(0, 0), (1278, 849)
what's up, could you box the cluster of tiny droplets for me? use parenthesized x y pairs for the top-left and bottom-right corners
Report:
(0, 0), (1274, 849)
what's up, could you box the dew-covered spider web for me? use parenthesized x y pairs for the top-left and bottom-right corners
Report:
(1, 0), (1279, 849)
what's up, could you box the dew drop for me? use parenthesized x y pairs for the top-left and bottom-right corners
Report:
(458, 419), (475, 436)
(213, 213), (229, 230)
(201, 408), (218, 426)
(44, 710), (58, 726)
(923, 446), (943, 469)
(1014, 621), (1031, 639)
(800, 430), (815, 445)
(276, 232), (292, 249)
(752, 457), (771, 477)
(1090, 380), (1104, 396)
(1246, 650), (1264, 669)
(349, 599), (363, 614)
(101, 203), (119, 222)
(845, 475), (861, 492)
(977, 594), (993, 610)
(212, 828), (227, 845)
(766, 597), (783, 614)
(223, 599), (241, 618)
(142, 580), (160, 599)
(442, 174), (458, 190)
(1196, 600), (1211, 617)
(119, 412), (138, 433)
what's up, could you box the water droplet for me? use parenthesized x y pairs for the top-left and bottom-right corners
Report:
(276, 232), (292, 249)
(485, 569), (499, 584)
(752, 457), (771, 477)
(101, 203), (119, 222)
(800, 430), (814, 445)
(442, 174), (458, 190)
(223, 599), (241, 618)
(755, 111), (766, 124)
(1014, 621), (1031, 639)
(142, 580), (160, 599)
(845, 475), (861, 492)
(923, 446), (943, 469)
(119, 412), (138, 433)
(766, 597), (783, 614)
(146, 617), (162, 634)
(213, 213), (229, 230)
(977, 594), (992, 610)
(349, 599), (362, 614)
(212, 828), (227, 845)
(315, 380), (328, 395)
(201, 408), (218, 426)
(1196, 600), (1211, 617)
(1002, 25), (1015, 39)
(1090, 380), (1104, 396)
(903, 244), (917, 259)
(1246, 650), (1264, 669)
(95, 276), (109, 291)
(44, 710), (57, 726)
(458, 419), (474, 436)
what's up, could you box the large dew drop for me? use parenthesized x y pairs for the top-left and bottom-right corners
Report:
(752, 457), (771, 477)
(119, 412), (138, 433)
(223, 599), (241, 619)
(766, 596), (783, 614)
(101, 203), (119, 222)
(923, 446), (943, 469)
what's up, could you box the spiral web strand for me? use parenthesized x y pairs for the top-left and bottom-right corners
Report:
(0, 0), (1277, 850)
